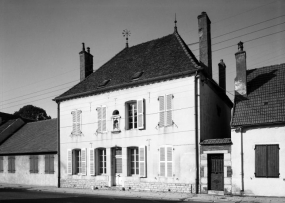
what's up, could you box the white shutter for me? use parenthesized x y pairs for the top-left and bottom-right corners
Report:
(81, 148), (87, 175)
(158, 96), (165, 127)
(166, 146), (173, 177)
(159, 147), (166, 176)
(137, 99), (144, 129)
(71, 111), (76, 134)
(67, 149), (72, 175)
(102, 106), (107, 132)
(76, 110), (82, 134)
(89, 148), (95, 175)
(139, 146), (146, 177)
(97, 107), (102, 132)
(166, 94), (173, 126)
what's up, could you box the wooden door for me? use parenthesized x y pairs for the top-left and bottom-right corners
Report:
(208, 154), (224, 191)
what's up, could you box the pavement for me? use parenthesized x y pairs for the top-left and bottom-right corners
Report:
(0, 183), (285, 203)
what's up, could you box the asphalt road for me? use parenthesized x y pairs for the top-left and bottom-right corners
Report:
(0, 187), (210, 203)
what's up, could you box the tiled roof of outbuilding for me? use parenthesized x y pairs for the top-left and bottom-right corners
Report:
(0, 119), (17, 134)
(231, 63), (285, 127)
(0, 119), (57, 155)
(55, 31), (200, 101)
(200, 138), (232, 145)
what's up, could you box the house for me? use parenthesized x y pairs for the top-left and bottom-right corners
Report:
(0, 119), (58, 186)
(54, 12), (232, 193)
(231, 42), (285, 196)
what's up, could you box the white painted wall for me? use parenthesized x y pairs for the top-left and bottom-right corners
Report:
(231, 125), (285, 197)
(60, 76), (197, 185)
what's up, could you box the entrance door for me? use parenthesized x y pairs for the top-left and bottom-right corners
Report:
(112, 147), (122, 186)
(208, 154), (224, 191)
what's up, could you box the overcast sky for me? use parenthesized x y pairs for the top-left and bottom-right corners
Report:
(1, 0), (284, 118)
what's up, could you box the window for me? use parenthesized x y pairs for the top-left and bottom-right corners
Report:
(99, 149), (106, 174)
(255, 145), (279, 178)
(158, 94), (173, 127)
(67, 148), (86, 175)
(8, 156), (15, 173)
(71, 110), (82, 136)
(125, 99), (145, 130)
(127, 146), (146, 177)
(0, 156), (3, 173)
(97, 106), (107, 133)
(30, 155), (38, 173)
(130, 148), (139, 175)
(159, 146), (173, 177)
(45, 155), (54, 174)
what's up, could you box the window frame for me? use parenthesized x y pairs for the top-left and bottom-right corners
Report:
(98, 148), (107, 175)
(125, 99), (145, 130)
(129, 147), (139, 176)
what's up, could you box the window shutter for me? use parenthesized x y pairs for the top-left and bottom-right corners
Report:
(255, 145), (267, 177)
(67, 149), (72, 175)
(81, 148), (87, 175)
(137, 99), (144, 129)
(139, 146), (146, 177)
(45, 155), (49, 173)
(8, 157), (11, 172)
(71, 111), (76, 135)
(158, 96), (165, 127)
(267, 145), (279, 177)
(89, 148), (95, 175)
(159, 147), (166, 176)
(166, 94), (173, 126)
(30, 155), (34, 173)
(12, 156), (15, 173)
(76, 110), (82, 135)
(35, 156), (38, 173)
(0, 156), (3, 172)
(50, 155), (54, 173)
(166, 146), (173, 177)
(102, 106), (107, 132)
(97, 107), (102, 132)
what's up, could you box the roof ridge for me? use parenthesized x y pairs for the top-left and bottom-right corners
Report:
(248, 62), (285, 72)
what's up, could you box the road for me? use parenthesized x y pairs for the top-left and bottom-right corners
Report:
(0, 187), (211, 203)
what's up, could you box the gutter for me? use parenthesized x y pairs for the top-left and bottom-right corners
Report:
(194, 70), (200, 194)
(57, 102), (61, 188)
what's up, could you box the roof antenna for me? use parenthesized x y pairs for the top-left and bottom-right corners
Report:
(174, 13), (177, 32)
(122, 29), (131, 48)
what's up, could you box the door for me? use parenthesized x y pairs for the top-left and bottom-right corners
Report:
(112, 147), (123, 186)
(208, 154), (224, 191)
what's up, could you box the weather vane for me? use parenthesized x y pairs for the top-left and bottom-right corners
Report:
(122, 29), (131, 48)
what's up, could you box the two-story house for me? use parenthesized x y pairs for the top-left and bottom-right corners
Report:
(54, 12), (232, 193)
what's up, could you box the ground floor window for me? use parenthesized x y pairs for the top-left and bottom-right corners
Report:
(130, 147), (139, 175)
(73, 149), (81, 175)
(159, 146), (173, 177)
(0, 156), (3, 173)
(30, 155), (39, 173)
(8, 156), (15, 173)
(99, 149), (106, 174)
(45, 155), (54, 174)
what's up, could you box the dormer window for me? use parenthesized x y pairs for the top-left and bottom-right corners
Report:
(97, 79), (111, 88)
(132, 71), (144, 81)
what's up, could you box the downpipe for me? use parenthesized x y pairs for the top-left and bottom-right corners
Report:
(57, 102), (61, 188)
(194, 71), (200, 194)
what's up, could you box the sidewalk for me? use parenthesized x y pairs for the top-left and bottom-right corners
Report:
(0, 183), (284, 202)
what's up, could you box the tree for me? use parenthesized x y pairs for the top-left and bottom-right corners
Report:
(14, 105), (51, 121)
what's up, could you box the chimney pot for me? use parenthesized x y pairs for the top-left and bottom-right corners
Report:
(218, 59), (226, 92)
(87, 47), (90, 53)
(238, 41), (244, 52)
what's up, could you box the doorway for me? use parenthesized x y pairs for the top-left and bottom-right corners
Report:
(112, 147), (122, 186)
(208, 154), (224, 191)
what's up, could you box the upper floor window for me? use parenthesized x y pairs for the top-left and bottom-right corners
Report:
(71, 110), (82, 136)
(125, 99), (145, 130)
(158, 94), (173, 127)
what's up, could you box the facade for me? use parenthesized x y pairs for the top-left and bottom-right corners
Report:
(54, 12), (232, 193)
(0, 119), (58, 186)
(231, 43), (285, 196)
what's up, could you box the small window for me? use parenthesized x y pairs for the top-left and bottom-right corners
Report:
(71, 110), (82, 136)
(0, 156), (3, 173)
(99, 149), (107, 174)
(8, 156), (15, 173)
(97, 79), (111, 88)
(255, 144), (279, 178)
(45, 155), (54, 174)
(132, 71), (144, 81)
(30, 155), (39, 173)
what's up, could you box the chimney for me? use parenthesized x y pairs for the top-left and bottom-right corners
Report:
(198, 11), (212, 78)
(218, 59), (226, 92)
(235, 41), (247, 97)
(79, 43), (93, 81)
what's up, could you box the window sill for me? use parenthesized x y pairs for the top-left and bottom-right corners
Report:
(111, 130), (121, 134)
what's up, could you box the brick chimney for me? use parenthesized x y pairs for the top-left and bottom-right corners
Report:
(218, 59), (226, 92)
(235, 41), (247, 97)
(79, 43), (93, 81)
(198, 12), (212, 78)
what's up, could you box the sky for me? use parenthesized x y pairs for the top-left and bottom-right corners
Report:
(0, 0), (285, 118)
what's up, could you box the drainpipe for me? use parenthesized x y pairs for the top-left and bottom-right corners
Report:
(240, 127), (244, 195)
(194, 71), (200, 194)
(57, 102), (61, 188)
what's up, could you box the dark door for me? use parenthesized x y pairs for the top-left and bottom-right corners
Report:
(208, 154), (224, 191)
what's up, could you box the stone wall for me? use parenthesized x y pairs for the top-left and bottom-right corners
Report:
(61, 177), (108, 189)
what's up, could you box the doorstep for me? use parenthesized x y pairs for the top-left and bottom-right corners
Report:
(208, 190), (224, 195)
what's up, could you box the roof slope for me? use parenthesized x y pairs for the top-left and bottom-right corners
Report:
(0, 119), (57, 155)
(231, 64), (285, 127)
(55, 32), (200, 101)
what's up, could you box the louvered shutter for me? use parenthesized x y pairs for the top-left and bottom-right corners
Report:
(50, 155), (54, 173)
(76, 110), (81, 135)
(81, 148), (87, 175)
(67, 149), (72, 175)
(102, 106), (107, 132)
(97, 107), (102, 132)
(71, 111), (76, 135)
(159, 147), (166, 176)
(0, 156), (3, 172)
(166, 146), (173, 177)
(255, 145), (267, 177)
(12, 156), (15, 172)
(137, 99), (144, 129)
(35, 156), (38, 173)
(89, 148), (95, 175)
(139, 146), (146, 177)
(166, 94), (173, 126)
(30, 155), (34, 173)
(45, 155), (49, 173)
(8, 157), (11, 172)
(267, 145), (279, 177)
(159, 96), (165, 127)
